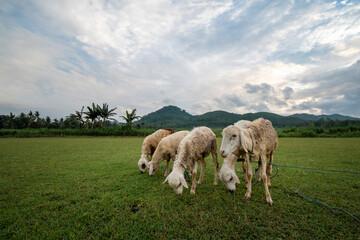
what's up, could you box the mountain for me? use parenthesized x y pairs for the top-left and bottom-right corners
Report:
(192, 111), (241, 128)
(136, 105), (308, 128)
(137, 105), (194, 128)
(136, 105), (360, 129)
(290, 113), (359, 121)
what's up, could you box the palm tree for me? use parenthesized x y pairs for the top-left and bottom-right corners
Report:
(84, 103), (101, 129)
(75, 106), (85, 127)
(99, 103), (117, 127)
(121, 109), (141, 128)
(45, 116), (51, 128)
(8, 112), (15, 129)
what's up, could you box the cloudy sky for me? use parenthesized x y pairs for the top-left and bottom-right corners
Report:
(1, 0), (360, 119)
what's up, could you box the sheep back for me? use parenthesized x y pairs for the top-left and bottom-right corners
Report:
(176, 127), (217, 168)
(248, 118), (278, 154)
(141, 129), (175, 155)
(155, 131), (189, 158)
(234, 120), (251, 129)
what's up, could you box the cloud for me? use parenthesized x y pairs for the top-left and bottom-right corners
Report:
(291, 59), (360, 116)
(282, 87), (294, 100)
(0, 0), (360, 119)
(244, 83), (273, 94)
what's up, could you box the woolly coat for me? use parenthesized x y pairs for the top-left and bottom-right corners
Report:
(173, 127), (217, 169)
(141, 128), (176, 156)
(149, 130), (189, 166)
(247, 118), (278, 158)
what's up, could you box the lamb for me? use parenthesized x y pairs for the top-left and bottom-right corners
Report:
(219, 118), (278, 205)
(163, 126), (219, 195)
(137, 128), (176, 173)
(146, 131), (190, 176)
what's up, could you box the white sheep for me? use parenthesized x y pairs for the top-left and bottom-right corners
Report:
(219, 118), (278, 205)
(163, 126), (219, 195)
(234, 120), (251, 172)
(137, 128), (176, 173)
(218, 120), (251, 192)
(146, 131), (190, 176)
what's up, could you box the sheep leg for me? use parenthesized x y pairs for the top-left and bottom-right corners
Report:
(266, 152), (273, 187)
(257, 161), (262, 182)
(198, 158), (206, 184)
(164, 158), (170, 177)
(212, 151), (219, 186)
(243, 154), (249, 184)
(244, 156), (252, 199)
(190, 161), (199, 195)
(261, 153), (273, 205)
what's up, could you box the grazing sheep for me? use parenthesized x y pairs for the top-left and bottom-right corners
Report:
(138, 128), (175, 173)
(234, 120), (251, 171)
(163, 126), (219, 195)
(218, 120), (251, 193)
(220, 118), (278, 205)
(147, 131), (190, 176)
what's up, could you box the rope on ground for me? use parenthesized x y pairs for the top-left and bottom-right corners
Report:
(272, 164), (360, 175)
(273, 185), (360, 222)
(270, 163), (360, 223)
(161, 163), (360, 222)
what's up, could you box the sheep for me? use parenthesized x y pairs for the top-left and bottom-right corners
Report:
(230, 119), (264, 182)
(163, 126), (219, 195)
(234, 120), (251, 171)
(137, 128), (176, 173)
(219, 118), (278, 205)
(218, 120), (251, 193)
(146, 131), (190, 176)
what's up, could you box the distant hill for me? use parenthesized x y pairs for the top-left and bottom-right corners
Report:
(290, 113), (359, 121)
(136, 105), (360, 129)
(136, 105), (359, 129)
(135, 106), (318, 128)
(137, 106), (194, 128)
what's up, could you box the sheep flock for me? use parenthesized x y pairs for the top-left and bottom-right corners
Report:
(137, 118), (278, 205)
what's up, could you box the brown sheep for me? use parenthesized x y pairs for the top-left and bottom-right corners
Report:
(138, 128), (175, 173)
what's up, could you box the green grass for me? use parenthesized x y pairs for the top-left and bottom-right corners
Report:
(1, 137), (359, 239)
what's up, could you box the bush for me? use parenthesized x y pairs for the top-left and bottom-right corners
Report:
(0, 127), (156, 138)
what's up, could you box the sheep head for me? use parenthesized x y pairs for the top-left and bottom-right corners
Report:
(219, 156), (241, 192)
(163, 170), (188, 194)
(220, 125), (248, 158)
(137, 155), (148, 173)
(146, 162), (158, 176)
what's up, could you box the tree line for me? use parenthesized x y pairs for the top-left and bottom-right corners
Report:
(0, 103), (141, 130)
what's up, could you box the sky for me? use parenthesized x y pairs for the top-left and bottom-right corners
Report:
(1, 0), (360, 120)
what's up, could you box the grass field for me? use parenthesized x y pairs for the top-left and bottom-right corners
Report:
(1, 137), (359, 239)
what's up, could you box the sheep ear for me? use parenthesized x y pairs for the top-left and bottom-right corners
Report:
(149, 165), (154, 175)
(240, 130), (248, 153)
(163, 176), (169, 184)
(180, 176), (189, 188)
(231, 171), (241, 184)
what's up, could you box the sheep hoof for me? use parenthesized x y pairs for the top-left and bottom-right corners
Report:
(213, 181), (218, 186)
(244, 193), (251, 199)
(197, 180), (202, 184)
(267, 199), (273, 206)
(190, 190), (196, 195)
